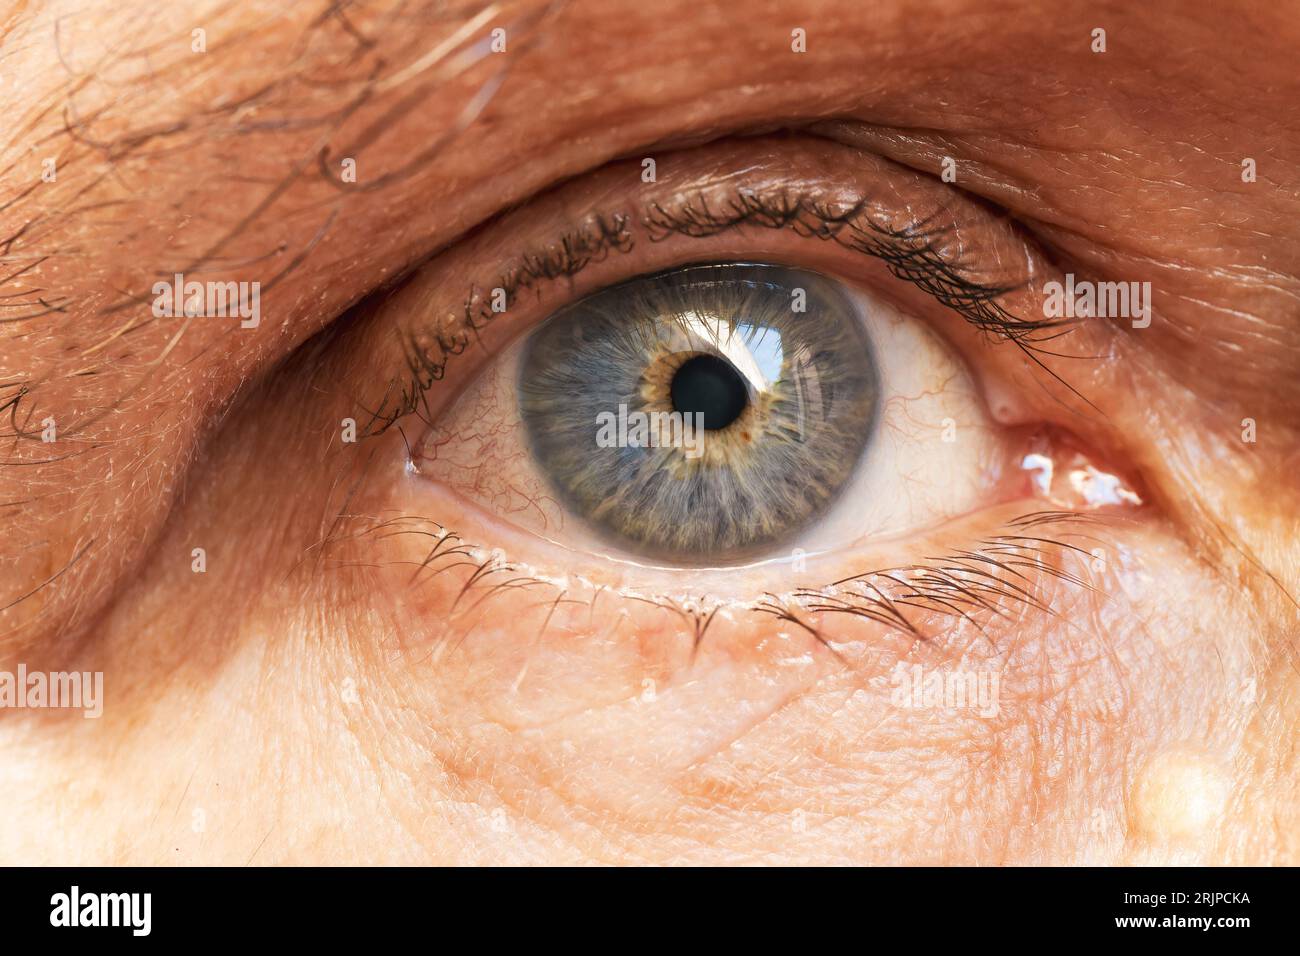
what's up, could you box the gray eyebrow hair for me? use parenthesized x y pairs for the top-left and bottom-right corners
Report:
(0, 0), (565, 635)
(1, 0), (562, 444)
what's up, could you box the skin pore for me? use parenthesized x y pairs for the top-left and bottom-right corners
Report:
(1, 0), (1298, 863)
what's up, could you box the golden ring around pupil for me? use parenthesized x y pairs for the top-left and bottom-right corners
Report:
(634, 345), (780, 474)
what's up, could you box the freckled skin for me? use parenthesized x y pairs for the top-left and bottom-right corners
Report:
(0, 0), (1298, 864)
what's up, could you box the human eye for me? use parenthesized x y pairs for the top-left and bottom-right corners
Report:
(417, 253), (1069, 573)
(321, 135), (1143, 681)
(296, 134), (1275, 868)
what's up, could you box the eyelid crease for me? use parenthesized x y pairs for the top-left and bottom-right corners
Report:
(356, 137), (1087, 437)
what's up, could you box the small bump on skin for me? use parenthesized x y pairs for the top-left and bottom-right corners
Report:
(1128, 751), (1229, 846)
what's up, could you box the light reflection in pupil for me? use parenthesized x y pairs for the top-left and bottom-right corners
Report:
(670, 354), (749, 430)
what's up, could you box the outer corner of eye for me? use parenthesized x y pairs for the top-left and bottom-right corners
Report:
(402, 259), (1139, 584)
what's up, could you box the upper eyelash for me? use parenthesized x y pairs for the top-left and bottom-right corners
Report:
(643, 189), (1050, 343)
(643, 188), (1098, 412)
(360, 209), (636, 436)
(359, 181), (1081, 437)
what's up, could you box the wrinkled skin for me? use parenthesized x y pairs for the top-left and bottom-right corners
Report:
(0, 0), (1298, 864)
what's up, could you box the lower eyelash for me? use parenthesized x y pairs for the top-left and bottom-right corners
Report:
(324, 506), (1114, 662)
(756, 511), (1110, 661)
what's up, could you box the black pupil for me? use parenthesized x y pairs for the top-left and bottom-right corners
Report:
(670, 354), (749, 430)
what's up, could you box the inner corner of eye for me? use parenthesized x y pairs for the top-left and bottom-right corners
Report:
(408, 259), (1102, 570)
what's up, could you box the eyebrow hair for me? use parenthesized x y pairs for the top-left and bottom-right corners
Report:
(0, 0), (562, 445)
(360, 178), (1087, 437)
(0, 0), (563, 638)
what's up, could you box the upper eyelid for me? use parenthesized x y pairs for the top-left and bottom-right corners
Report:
(361, 139), (1082, 436)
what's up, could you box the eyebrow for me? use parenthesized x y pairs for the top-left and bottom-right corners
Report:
(0, 0), (547, 409)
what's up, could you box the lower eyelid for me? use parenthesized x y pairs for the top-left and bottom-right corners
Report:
(342, 414), (1121, 630)
(322, 475), (1132, 717)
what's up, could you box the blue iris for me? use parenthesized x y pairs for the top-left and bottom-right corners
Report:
(518, 263), (879, 563)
